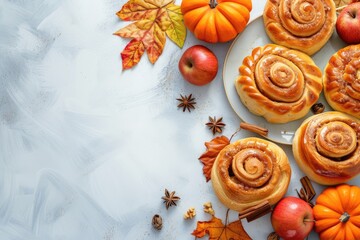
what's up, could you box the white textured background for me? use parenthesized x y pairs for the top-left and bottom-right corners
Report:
(0, 0), (358, 239)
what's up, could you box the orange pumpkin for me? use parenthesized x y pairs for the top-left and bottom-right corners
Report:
(313, 184), (360, 240)
(180, 0), (252, 43)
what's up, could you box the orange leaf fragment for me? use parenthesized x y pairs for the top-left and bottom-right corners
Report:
(192, 215), (252, 240)
(198, 136), (230, 182)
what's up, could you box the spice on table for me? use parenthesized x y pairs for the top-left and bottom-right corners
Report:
(203, 202), (215, 216)
(184, 207), (196, 219)
(206, 116), (225, 135)
(267, 232), (280, 240)
(161, 189), (180, 209)
(311, 103), (325, 114)
(240, 122), (268, 137)
(296, 176), (316, 207)
(176, 94), (196, 112)
(152, 214), (163, 230)
(238, 201), (272, 222)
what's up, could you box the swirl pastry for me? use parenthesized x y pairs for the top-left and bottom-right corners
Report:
(211, 137), (291, 212)
(293, 111), (360, 185)
(263, 0), (336, 55)
(323, 44), (360, 119)
(235, 44), (323, 123)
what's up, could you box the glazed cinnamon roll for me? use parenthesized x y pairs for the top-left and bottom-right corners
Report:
(293, 111), (360, 185)
(263, 0), (336, 55)
(211, 137), (291, 212)
(323, 44), (360, 119)
(235, 44), (323, 123)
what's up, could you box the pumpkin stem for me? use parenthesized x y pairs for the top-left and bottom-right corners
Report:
(209, 0), (218, 8)
(339, 212), (350, 223)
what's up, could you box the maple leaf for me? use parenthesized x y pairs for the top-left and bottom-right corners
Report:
(192, 210), (252, 240)
(114, 0), (186, 70)
(198, 136), (230, 182)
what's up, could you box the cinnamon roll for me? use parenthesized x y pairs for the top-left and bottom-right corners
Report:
(323, 44), (360, 119)
(263, 0), (336, 55)
(235, 44), (323, 123)
(293, 111), (360, 185)
(211, 137), (291, 212)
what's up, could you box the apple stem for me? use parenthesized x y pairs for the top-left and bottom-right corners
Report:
(348, 10), (356, 18)
(209, 0), (218, 8)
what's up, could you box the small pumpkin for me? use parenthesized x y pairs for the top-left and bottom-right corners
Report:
(180, 0), (252, 43)
(313, 184), (360, 240)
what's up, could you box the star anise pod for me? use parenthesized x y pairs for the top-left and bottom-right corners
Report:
(161, 189), (180, 209)
(176, 94), (196, 112)
(206, 116), (226, 135)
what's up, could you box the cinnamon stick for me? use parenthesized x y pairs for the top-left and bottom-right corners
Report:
(296, 176), (316, 207)
(238, 201), (272, 222)
(240, 122), (269, 137)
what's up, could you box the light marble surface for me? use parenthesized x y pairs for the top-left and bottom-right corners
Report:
(0, 0), (358, 239)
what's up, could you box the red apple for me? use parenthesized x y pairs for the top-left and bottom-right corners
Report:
(336, 2), (360, 44)
(271, 196), (314, 240)
(178, 45), (218, 86)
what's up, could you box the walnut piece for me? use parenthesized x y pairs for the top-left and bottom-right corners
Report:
(184, 207), (196, 219)
(152, 214), (163, 230)
(203, 202), (215, 216)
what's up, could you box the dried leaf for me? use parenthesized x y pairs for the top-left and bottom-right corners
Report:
(192, 212), (252, 240)
(198, 136), (230, 182)
(334, 0), (360, 12)
(121, 39), (145, 70)
(162, 4), (186, 47)
(116, 0), (173, 21)
(114, 0), (186, 69)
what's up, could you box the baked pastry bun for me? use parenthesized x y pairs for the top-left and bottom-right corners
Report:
(263, 0), (336, 55)
(211, 137), (291, 212)
(293, 111), (360, 185)
(323, 44), (360, 119)
(235, 44), (323, 123)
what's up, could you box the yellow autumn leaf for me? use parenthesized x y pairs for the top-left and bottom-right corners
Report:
(164, 4), (186, 48)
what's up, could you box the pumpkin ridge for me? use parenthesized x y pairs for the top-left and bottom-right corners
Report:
(180, 0), (208, 13)
(216, 3), (248, 32)
(323, 187), (345, 213)
(213, 8), (237, 42)
(351, 215), (360, 227)
(183, 6), (209, 35)
(348, 185), (360, 212)
(203, 11), (218, 43)
(218, 0), (252, 10)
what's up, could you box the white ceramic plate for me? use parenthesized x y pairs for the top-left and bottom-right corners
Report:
(223, 15), (346, 145)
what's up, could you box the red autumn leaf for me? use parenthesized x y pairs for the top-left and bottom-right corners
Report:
(198, 136), (230, 182)
(120, 39), (145, 70)
(192, 213), (252, 240)
(114, 0), (185, 70)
